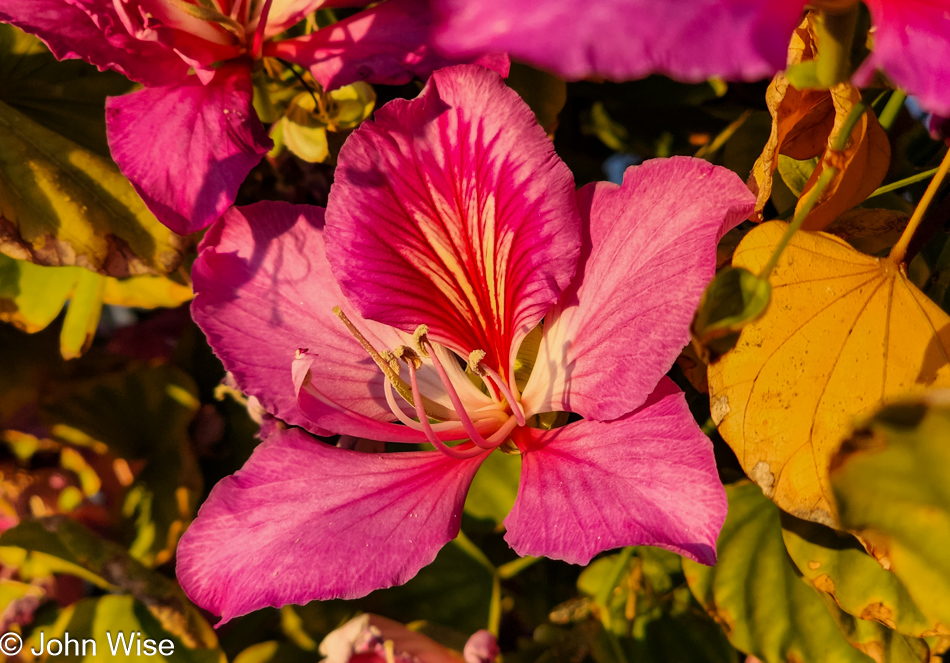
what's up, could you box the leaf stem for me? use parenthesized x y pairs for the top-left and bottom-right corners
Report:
(888, 148), (950, 266)
(497, 555), (539, 579)
(595, 546), (635, 629)
(453, 530), (496, 574)
(488, 574), (502, 636)
(878, 90), (906, 132)
(760, 101), (868, 280)
(867, 166), (940, 199)
(694, 110), (753, 160)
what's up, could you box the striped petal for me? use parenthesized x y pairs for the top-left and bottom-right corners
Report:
(325, 64), (580, 379)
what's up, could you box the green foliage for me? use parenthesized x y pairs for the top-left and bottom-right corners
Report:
(684, 483), (929, 663)
(831, 401), (950, 634)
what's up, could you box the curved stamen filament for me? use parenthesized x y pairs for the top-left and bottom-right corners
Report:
(423, 340), (508, 449)
(476, 363), (526, 426)
(406, 361), (486, 460)
(333, 307), (456, 421)
(251, 0), (274, 57)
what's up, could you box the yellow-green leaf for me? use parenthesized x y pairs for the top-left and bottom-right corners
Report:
(831, 399), (950, 634)
(781, 513), (945, 638)
(684, 482), (925, 663)
(0, 100), (187, 276)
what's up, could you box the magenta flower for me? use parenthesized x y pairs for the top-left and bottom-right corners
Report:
(175, 65), (754, 624)
(431, 0), (950, 116)
(0, 0), (507, 235)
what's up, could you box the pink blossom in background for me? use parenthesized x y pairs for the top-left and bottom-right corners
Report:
(319, 613), (491, 663)
(0, 0), (507, 235)
(175, 65), (755, 624)
(431, 0), (950, 115)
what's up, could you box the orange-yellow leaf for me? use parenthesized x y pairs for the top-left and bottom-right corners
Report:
(708, 221), (950, 527)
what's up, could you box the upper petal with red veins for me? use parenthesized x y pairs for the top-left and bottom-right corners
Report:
(431, 0), (804, 83)
(194, 201), (431, 436)
(855, 0), (950, 116)
(105, 64), (272, 235)
(176, 426), (486, 624)
(325, 64), (579, 378)
(520, 157), (754, 421)
(505, 377), (726, 566)
(0, 0), (189, 87)
(267, 0), (508, 91)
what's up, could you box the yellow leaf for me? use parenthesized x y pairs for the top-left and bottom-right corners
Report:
(708, 221), (950, 527)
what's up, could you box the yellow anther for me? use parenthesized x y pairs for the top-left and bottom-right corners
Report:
(467, 349), (488, 376)
(412, 324), (430, 357)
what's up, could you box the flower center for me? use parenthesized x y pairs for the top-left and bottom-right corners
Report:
(333, 307), (524, 459)
(112, 0), (276, 57)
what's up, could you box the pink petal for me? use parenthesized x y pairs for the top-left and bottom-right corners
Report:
(504, 377), (726, 566)
(855, 0), (950, 116)
(193, 202), (411, 435)
(105, 64), (272, 235)
(325, 64), (579, 378)
(266, 0), (508, 91)
(0, 0), (190, 87)
(176, 426), (486, 624)
(520, 157), (754, 421)
(432, 0), (803, 83)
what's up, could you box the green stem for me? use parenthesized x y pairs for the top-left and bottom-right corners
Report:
(694, 110), (753, 160)
(453, 531), (496, 574)
(498, 556), (539, 579)
(878, 90), (906, 132)
(595, 547), (636, 630)
(760, 101), (869, 280)
(888, 147), (950, 265)
(867, 167), (940, 199)
(488, 574), (502, 636)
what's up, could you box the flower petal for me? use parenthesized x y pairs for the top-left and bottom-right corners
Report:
(504, 377), (726, 566)
(105, 64), (272, 235)
(520, 157), (754, 420)
(855, 0), (950, 116)
(325, 64), (580, 378)
(0, 0), (190, 87)
(431, 0), (803, 83)
(176, 426), (486, 624)
(267, 0), (508, 91)
(193, 201), (405, 435)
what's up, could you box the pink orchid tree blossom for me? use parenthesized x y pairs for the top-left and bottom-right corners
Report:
(175, 65), (755, 624)
(431, 0), (950, 116)
(0, 0), (507, 235)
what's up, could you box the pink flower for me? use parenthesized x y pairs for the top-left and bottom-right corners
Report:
(175, 65), (754, 624)
(0, 0), (507, 235)
(319, 614), (489, 663)
(431, 0), (950, 116)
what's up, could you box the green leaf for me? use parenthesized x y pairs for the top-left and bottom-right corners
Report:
(0, 253), (77, 332)
(691, 266), (771, 362)
(684, 482), (899, 663)
(831, 400), (950, 635)
(23, 595), (222, 663)
(463, 449), (520, 525)
(359, 541), (493, 634)
(0, 25), (133, 157)
(0, 253), (192, 355)
(0, 517), (219, 652)
(506, 62), (567, 136)
(778, 155), (819, 197)
(577, 549), (737, 663)
(41, 365), (202, 565)
(781, 514), (942, 638)
(0, 99), (188, 276)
